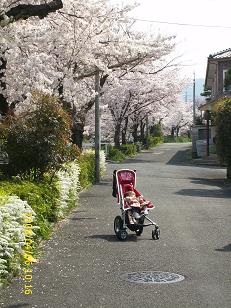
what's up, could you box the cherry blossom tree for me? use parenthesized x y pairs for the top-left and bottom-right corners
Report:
(0, 0), (63, 116)
(162, 100), (193, 137)
(0, 0), (182, 150)
(101, 67), (187, 147)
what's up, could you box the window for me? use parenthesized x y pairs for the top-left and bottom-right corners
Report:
(223, 68), (231, 93)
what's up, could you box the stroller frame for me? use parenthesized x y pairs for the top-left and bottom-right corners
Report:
(113, 169), (160, 240)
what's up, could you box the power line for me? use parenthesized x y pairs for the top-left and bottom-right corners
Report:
(129, 18), (231, 29)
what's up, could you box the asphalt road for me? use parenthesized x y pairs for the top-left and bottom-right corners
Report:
(1, 143), (231, 308)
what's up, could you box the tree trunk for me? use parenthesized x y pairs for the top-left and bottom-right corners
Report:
(0, 56), (8, 116)
(60, 96), (86, 150)
(140, 121), (146, 145)
(71, 74), (109, 149)
(121, 117), (128, 145)
(72, 121), (84, 150)
(114, 124), (121, 148)
(132, 124), (139, 143)
(121, 130), (126, 145)
(171, 126), (175, 137)
(60, 73), (109, 150)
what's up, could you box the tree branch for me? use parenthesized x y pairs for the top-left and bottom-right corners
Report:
(74, 55), (145, 81)
(0, 0), (63, 26)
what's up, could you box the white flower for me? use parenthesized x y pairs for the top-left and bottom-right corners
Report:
(56, 161), (81, 218)
(0, 196), (37, 282)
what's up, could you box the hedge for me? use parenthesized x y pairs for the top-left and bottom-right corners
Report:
(0, 150), (106, 285)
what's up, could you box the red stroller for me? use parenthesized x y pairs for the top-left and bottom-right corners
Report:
(112, 169), (160, 240)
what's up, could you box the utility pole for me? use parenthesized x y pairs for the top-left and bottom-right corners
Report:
(95, 68), (101, 184)
(206, 111), (210, 156)
(185, 90), (188, 103)
(192, 72), (197, 158)
(193, 72), (196, 125)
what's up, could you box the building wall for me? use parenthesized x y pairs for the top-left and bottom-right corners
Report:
(192, 125), (215, 144)
(211, 68), (217, 99)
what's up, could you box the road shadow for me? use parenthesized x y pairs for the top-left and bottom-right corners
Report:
(190, 177), (226, 187)
(86, 234), (138, 242)
(215, 244), (231, 252)
(167, 148), (224, 169)
(175, 177), (231, 199)
(176, 188), (231, 198)
(167, 148), (192, 166)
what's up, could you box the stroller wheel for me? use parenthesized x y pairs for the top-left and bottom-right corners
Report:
(114, 216), (123, 234)
(152, 227), (160, 240)
(114, 216), (127, 240)
(114, 216), (128, 240)
(118, 230), (128, 241)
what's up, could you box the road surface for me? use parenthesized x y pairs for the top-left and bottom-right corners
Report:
(1, 143), (231, 308)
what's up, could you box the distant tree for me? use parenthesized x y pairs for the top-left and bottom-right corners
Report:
(215, 97), (231, 179)
(162, 100), (193, 137)
(200, 85), (212, 103)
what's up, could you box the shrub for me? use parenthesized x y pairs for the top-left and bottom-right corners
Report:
(134, 142), (142, 152)
(145, 135), (163, 149)
(99, 151), (107, 176)
(150, 123), (163, 138)
(78, 150), (106, 188)
(0, 196), (37, 284)
(78, 151), (95, 188)
(215, 98), (231, 178)
(0, 92), (79, 180)
(108, 145), (126, 161)
(0, 151), (107, 284)
(120, 144), (137, 157)
(0, 179), (59, 239)
(56, 161), (81, 218)
(209, 144), (216, 154)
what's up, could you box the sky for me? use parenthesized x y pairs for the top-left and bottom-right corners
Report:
(111, 0), (231, 81)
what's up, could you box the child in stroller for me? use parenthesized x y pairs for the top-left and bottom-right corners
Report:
(113, 169), (160, 240)
(123, 183), (154, 224)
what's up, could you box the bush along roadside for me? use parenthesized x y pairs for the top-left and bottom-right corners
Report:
(107, 145), (126, 162)
(0, 150), (106, 285)
(107, 143), (138, 162)
(107, 139), (163, 162)
(144, 135), (163, 149)
(0, 196), (37, 286)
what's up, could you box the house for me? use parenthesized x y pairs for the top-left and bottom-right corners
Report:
(193, 49), (231, 157)
(201, 48), (231, 111)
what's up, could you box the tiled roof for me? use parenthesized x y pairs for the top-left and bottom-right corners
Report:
(209, 48), (231, 59)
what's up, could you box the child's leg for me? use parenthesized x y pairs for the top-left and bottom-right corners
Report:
(128, 210), (135, 224)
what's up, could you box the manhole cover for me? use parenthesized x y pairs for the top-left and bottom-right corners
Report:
(121, 271), (185, 284)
